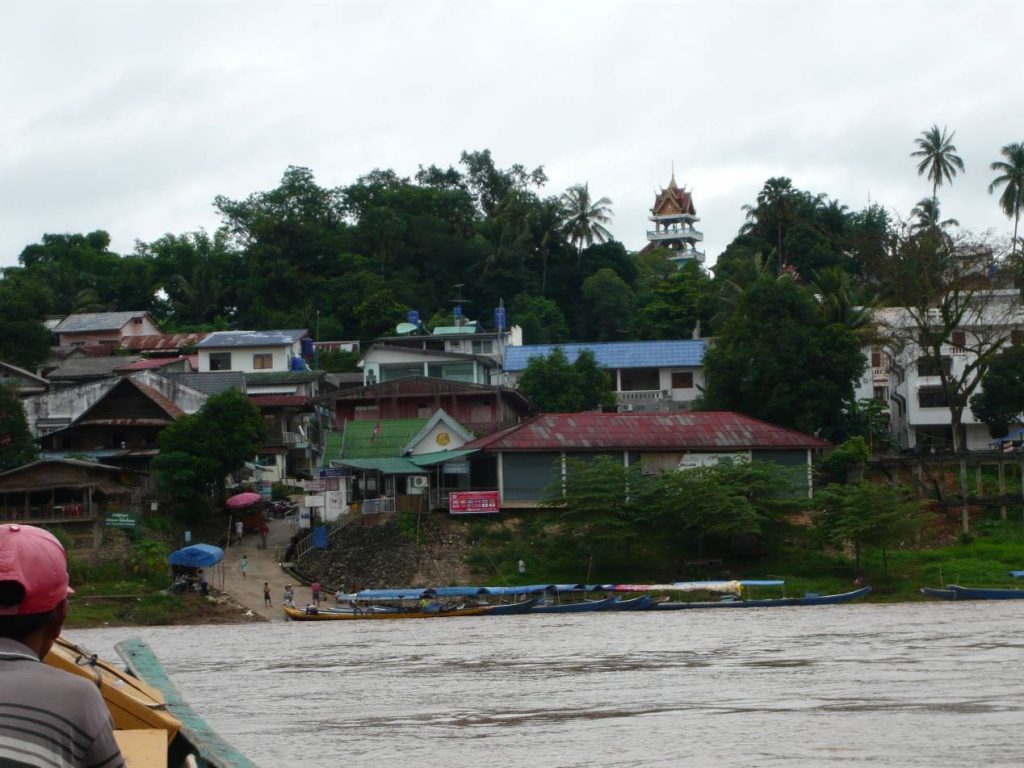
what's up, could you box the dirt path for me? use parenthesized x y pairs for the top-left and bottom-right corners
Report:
(218, 514), (307, 621)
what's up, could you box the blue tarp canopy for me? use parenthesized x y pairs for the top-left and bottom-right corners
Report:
(168, 543), (224, 568)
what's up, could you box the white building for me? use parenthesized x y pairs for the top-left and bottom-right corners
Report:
(195, 329), (311, 373)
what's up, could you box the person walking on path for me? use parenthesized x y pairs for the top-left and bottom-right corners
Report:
(239, 554), (248, 579)
(283, 585), (295, 608)
(235, 519), (244, 542)
(263, 582), (272, 607)
(258, 521), (269, 550)
(311, 580), (321, 606)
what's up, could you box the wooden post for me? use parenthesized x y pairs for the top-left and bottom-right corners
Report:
(960, 458), (969, 534)
(975, 465), (983, 498)
(998, 461), (1007, 521)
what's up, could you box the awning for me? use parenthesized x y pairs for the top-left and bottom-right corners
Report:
(408, 448), (479, 466)
(168, 543), (224, 568)
(330, 458), (425, 474)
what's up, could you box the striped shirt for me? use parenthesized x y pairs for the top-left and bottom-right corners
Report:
(0, 638), (125, 768)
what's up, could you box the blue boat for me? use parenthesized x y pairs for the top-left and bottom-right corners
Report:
(609, 594), (654, 611)
(919, 587), (958, 600)
(482, 597), (539, 615)
(653, 586), (872, 610)
(531, 595), (618, 613)
(947, 584), (1024, 600)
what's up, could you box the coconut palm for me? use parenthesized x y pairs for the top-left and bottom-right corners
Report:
(988, 142), (1024, 256)
(909, 197), (959, 233)
(911, 125), (965, 207)
(560, 183), (613, 264)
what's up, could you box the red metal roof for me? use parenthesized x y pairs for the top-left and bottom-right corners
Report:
(113, 356), (187, 371)
(249, 395), (309, 408)
(462, 412), (830, 452)
(132, 381), (186, 418)
(119, 333), (208, 352)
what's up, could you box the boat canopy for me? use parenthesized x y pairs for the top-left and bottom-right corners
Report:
(168, 543), (224, 568)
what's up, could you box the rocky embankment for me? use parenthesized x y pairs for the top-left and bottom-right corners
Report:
(295, 514), (477, 591)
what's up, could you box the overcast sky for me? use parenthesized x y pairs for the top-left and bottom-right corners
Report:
(1, 1), (1021, 270)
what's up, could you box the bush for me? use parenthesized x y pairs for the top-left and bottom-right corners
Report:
(272, 482), (303, 501)
(119, 594), (189, 626)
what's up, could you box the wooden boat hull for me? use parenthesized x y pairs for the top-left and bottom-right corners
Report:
(45, 637), (180, 740)
(609, 594), (654, 611)
(530, 595), (618, 613)
(947, 585), (1024, 600)
(920, 587), (958, 600)
(283, 604), (490, 620)
(116, 638), (259, 767)
(654, 586), (872, 610)
(481, 597), (539, 615)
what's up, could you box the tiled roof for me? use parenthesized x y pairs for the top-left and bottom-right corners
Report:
(462, 412), (830, 451)
(47, 356), (140, 380)
(503, 340), (706, 372)
(195, 330), (308, 348)
(244, 370), (322, 385)
(113, 356), (187, 372)
(54, 312), (152, 333)
(325, 418), (430, 461)
(159, 371), (246, 395)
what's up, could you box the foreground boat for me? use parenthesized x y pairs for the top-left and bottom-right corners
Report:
(46, 636), (257, 767)
(946, 584), (1024, 600)
(530, 595), (618, 613)
(653, 586), (872, 610)
(481, 597), (540, 615)
(283, 604), (490, 620)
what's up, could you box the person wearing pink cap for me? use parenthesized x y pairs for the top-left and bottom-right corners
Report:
(0, 523), (125, 768)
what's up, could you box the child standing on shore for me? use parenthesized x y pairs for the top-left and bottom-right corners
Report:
(263, 582), (272, 607)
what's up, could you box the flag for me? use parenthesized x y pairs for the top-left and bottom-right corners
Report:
(370, 422), (381, 443)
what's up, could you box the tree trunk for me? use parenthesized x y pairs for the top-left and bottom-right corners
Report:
(1014, 209), (1020, 258)
(960, 458), (969, 534)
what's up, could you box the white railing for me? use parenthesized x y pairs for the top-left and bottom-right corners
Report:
(617, 389), (669, 403)
(292, 512), (357, 561)
(646, 228), (704, 242)
(357, 496), (396, 515)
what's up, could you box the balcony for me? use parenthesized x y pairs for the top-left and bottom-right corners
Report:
(646, 227), (704, 243)
(265, 431), (308, 449)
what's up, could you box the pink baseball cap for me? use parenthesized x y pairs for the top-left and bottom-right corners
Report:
(0, 524), (74, 616)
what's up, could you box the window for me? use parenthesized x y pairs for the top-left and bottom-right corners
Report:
(916, 356), (952, 377)
(950, 330), (966, 348)
(253, 353), (273, 370)
(1012, 330), (1024, 346)
(620, 369), (659, 391)
(471, 340), (493, 354)
(671, 371), (694, 389)
(871, 351), (881, 368)
(209, 352), (231, 371)
(918, 386), (950, 408)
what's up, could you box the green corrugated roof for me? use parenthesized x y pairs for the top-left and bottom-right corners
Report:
(409, 448), (478, 466)
(330, 418), (429, 460)
(333, 457), (424, 474)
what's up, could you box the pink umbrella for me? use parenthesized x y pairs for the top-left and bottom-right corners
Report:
(225, 492), (262, 508)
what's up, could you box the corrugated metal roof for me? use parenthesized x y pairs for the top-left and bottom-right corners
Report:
(503, 340), (706, 371)
(159, 371), (246, 395)
(54, 311), (152, 333)
(47, 357), (140, 379)
(113, 357), (188, 371)
(119, 333), (207, 351)
(462, 412), (830, 451)
(324, 418), (430, 461)
(195, 330), (308, 348)
(244, 371), (321, 385)
(408, 448), (478, 466)
(331, 457), (424, 474)
(248, 395), (309, 407)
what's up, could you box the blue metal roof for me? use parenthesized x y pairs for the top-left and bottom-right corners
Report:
(195, 330), (308, 348)
(503, 340), (706, 371)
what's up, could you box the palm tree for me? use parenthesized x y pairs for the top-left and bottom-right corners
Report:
(988, 142), (1024, 256)
(911, 125), (965, 207)
(560, 183), (613, 264)
(909, 197), (959, 233)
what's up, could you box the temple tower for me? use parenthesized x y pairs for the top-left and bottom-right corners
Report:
(643, 171), (704, 266)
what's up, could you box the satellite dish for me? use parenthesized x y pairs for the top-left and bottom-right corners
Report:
(395, 322), (418, 335)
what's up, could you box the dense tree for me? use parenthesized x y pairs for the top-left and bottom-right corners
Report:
(969, 345), (1024, 438)
(0, 384), (36, 471)
(0, 270), (54, 369)
(560, 183), (613, 263)
(579, 268), (635, 341)
(815, 481), (930, 578)
(911, 124), (965, 207)
(909, 197), (959, 233)
(153, 389), (267, 514)
(988, 142), (1024, 256)
(700, 275), (865, 440)
(508, 295), (569, 344)
(516, 348), (614, 412)
(635, 260), (709, 339)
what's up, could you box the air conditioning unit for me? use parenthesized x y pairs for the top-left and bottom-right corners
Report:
(411, 476), (429, 488)
(621, 403), (634, 412)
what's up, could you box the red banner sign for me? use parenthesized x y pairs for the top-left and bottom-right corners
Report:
(449, 491), (500, 514)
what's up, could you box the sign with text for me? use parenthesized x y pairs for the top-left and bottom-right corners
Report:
(320, 467), (350, 478)
(105, 512), (137, 528)
(449, 491), (500, 514)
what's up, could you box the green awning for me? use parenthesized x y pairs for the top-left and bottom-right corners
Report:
(408, 448), (479, 466)
(330, 457), (424, 474)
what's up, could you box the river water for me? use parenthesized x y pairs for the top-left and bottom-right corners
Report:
(73, 600), (1022, 767)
